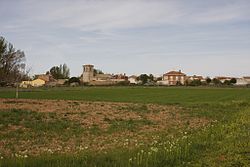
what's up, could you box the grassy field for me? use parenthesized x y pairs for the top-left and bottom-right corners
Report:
(0, 87), (250, 166)
(1, 87), (250, 104)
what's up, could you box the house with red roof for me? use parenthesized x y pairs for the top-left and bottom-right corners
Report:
(158, 70), (186, 85)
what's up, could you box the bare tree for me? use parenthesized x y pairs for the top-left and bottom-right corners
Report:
(0, 36), (26, 85)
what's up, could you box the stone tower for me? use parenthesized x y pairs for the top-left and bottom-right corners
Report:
(82, 64), (94, 82)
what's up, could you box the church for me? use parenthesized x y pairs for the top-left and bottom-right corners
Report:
(81, 64), (127, 85)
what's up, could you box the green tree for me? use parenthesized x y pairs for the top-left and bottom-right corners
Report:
(189, 80), (202, 86)
(212, 78), (222, 85)
(230, 78), (237, 84)
(156, 77), (162, 81)
(93, 69), (104, 76)
(62, 64), (70, 79)
(49, 64), (70, 79)
(68, 77), (80, 84)
(176, 81), (183, 86)
(137, 74), (155, 85)
(223, 80), (231, 85)
(149, 74), (154, 82)
(50, 66), (61, 79)
(206, 77), (212, 84)
(137, 74), (149, 85)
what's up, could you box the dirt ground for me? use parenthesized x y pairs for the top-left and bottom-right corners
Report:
(0, 98), (210, 157)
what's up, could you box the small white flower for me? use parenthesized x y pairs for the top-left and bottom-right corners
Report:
(47, 149), (53, 154)
(150, 147), (158, 152)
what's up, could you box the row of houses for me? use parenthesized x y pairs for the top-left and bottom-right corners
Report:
(20, 74), (68, 88)
(127, 70), (206, 86)
(20, 64), (250, 87)
(215, 76), (250, 86)
(128, 70), (250, 86)
(157, 71), (250, 86)
(83, 65), (250, 86)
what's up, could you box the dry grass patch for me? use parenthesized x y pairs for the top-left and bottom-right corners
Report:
(0, 98), (210, 157)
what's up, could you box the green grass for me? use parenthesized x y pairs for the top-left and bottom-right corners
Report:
(106, 118), (153, 133)
(0, 109), (85, 142)
(0, 87), (250, 166)
(1, 106), (249, 167)
(1, 87), (250, 105)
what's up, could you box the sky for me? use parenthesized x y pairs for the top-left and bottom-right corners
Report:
(0, 0), (250, 77)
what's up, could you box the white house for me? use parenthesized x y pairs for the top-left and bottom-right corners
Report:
(187, 75), (205, 82)
(243, 77), (250, 83)
(236, 78), (248, 85)
(128, 75), (138, 84)
(236, 77), (250, 86)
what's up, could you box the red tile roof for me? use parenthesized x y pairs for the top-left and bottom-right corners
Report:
(164, 71), (186, 76)
(215, 76), (232, 80)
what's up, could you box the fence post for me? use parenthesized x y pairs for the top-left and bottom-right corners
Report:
(16, 83), (19, 99)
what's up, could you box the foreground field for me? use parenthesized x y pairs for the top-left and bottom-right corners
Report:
(0, 87), (250, 166)
(0, 98), (209, 156)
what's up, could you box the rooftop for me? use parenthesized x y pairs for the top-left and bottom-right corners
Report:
(164, 70), (186, 76)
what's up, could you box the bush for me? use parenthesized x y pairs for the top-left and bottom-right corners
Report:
(223, 80), (231, 85)
(230, 78), (237, 84)
(189, 80), (202, 86)
(115, 81), (130, 86)
(0, 81), (7, 87)
(65, 77), (81, 85)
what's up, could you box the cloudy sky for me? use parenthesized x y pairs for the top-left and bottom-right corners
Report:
(0, 0), (250, 77)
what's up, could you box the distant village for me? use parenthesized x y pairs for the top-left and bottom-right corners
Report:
(20, 64), (250, 88)
(1, 36), (249, 88)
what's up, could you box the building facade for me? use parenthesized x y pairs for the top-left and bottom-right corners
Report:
(20, 79), (46, 88)
(128, 75), (138, 84)
(161, 70), (186, 85)
(243, 77), (250, 83)
(236, 77), (250, 86)
(82, 64), (94, 83)
(187, 75), (204, 81)
(81, 64), (127, 85)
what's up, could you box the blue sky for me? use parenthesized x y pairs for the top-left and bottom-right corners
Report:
(0, 0), (249, 77)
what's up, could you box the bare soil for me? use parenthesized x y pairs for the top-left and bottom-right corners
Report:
(0, 98), (210, 157)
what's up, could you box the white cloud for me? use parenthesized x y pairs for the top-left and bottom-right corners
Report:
(1, 0), (249, 76)
(11, 0), (248, 31)
(29, 0), (181, 31)
(186, 2), (250, 24)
